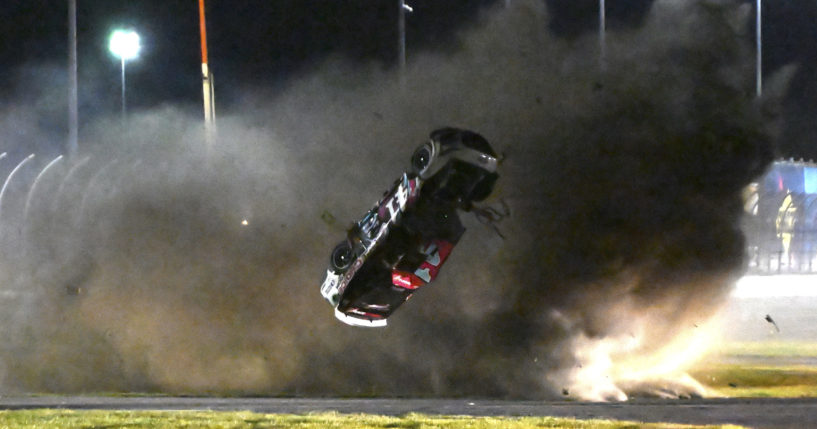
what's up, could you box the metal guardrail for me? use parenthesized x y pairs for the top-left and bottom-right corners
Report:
(746, 246), (817, 275)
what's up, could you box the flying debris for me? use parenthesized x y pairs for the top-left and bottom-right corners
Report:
(765, 314), (780, 333)
(320, 128), (499, 327)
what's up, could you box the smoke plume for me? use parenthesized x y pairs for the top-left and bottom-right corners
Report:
(0, 0), (780, 399)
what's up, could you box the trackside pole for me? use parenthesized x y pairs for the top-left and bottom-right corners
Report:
(68, 0), (78, 158)
(756, 0), (762, 98)
(599, 0), (606, 71)
(199, 0), (216, 158)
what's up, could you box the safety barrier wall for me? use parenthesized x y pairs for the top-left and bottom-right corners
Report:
(746, 246), (817, 275)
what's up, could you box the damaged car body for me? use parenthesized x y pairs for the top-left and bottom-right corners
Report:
(320, 128), (500, 327)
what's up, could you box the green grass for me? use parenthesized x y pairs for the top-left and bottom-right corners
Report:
(0, 410), (744, 429)
(692, 364), (817, 397)
(707, 341), (817, 358)
(693, 341), (817, 397)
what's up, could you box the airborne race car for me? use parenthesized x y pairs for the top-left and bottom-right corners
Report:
(320, 128), (499, 327)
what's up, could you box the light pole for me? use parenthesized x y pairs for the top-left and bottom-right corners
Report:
(756, 0), (762, 98)
(599, 0), (606, 71)
(199, 0), (216, 130)
(68, 0), (78, 157)
(108, 29), (140, 119)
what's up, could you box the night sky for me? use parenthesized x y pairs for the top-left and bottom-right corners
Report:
(1, 0), (816, 157)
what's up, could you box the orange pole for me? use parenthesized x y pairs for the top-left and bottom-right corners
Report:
(199, 0), (215, 146)
(198, 0), (208, 64)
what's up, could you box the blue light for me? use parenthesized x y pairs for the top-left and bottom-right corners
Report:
(805, 166), (817, 194)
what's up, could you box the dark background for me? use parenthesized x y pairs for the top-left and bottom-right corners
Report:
(0, 0), (816, 157)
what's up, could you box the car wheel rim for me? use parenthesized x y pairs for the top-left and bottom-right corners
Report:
(331, 242), (353, 270)
(411, 143), (433, 174)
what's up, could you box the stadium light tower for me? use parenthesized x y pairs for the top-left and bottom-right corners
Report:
(108, 29), (140, 119)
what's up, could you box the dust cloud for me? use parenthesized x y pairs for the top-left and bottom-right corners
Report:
(0, 0), (781, 399)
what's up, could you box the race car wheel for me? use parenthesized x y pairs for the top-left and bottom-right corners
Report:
(330, 241), (354, 272)
(411, 142), (435, 177)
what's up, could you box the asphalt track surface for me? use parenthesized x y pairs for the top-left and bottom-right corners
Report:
(0, 397), (815, 428)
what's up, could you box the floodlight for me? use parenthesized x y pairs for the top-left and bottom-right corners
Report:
(109, 29), (140, 61)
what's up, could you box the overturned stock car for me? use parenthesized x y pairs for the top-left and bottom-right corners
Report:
(320, 128), (500, 327)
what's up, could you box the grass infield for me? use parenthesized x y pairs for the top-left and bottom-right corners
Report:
(0, 410), (745, 428)
(694, 341), (817, 397)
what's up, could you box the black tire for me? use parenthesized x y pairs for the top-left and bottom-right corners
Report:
(330, 241), (354, 272)
(430, 128), (497, 157)
(411, 142), (435, 176)
(458, 130), (497, 157)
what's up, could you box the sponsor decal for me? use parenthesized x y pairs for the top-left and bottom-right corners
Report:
(414, 240), (454, 283)
(391, 271), (424, 289)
